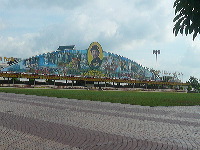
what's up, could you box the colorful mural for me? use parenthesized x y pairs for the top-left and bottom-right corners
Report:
(2, 42), (153, 80)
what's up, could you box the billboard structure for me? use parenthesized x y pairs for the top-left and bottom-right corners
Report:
(2, 42), (153, 80)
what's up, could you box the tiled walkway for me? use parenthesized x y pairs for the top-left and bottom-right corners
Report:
(0, 92), (199, 150)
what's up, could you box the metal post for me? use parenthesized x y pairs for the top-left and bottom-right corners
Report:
(34, 79), (36, 88)
(12, 78), (14, 86)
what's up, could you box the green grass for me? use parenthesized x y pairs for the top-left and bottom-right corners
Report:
(0, 88), (200, 106)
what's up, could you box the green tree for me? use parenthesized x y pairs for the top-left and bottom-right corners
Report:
(173, 0), (200, 40)
(188, 76), (200, 92)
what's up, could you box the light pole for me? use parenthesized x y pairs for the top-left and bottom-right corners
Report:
(153, 50), (160, 81)
(153, 50), (160, 62)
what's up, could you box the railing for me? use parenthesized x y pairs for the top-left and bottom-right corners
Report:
(0, 73), (190, 86)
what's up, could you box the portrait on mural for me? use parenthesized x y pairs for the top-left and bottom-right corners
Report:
(88, 42), (103, 70)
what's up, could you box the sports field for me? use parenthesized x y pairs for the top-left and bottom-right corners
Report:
(0, 88), (199, 106)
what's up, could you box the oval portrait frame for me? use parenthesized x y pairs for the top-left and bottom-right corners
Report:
(88, 42), (103, 66)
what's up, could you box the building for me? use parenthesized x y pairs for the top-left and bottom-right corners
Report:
(2, 42), (153, 80)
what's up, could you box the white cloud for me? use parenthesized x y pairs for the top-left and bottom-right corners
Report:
(181, 38), (200, 68)
(0, 33), (40, 58)
(0, 21), (6, 30)
(0, 0), (90, 10)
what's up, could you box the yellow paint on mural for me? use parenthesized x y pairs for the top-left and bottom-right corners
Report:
(82, 70), (106, 77)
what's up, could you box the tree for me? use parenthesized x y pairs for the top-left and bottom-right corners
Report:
(173, 0), (200, 40)
(188, 76), (200, 92)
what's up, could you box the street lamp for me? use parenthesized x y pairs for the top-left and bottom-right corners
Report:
(153, 50), (160, 62)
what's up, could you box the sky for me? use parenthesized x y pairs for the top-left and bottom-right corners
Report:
(0, 0), (200, 82)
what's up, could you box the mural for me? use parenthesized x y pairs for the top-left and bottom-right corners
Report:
(2, 42), (153, 80)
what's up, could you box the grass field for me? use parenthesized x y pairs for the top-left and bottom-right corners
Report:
(0, 88), (200, 106)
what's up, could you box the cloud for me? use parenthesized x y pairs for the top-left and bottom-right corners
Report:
(181, 38), (200, 68)
(0, 0), (90, 10)
(0, 19), (6, 30)
(0, 0), (175, 48)
(0, 0), (177, 59)
(0, 33), (40, 58)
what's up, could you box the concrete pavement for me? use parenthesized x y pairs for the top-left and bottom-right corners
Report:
(0, 92), (199, 149)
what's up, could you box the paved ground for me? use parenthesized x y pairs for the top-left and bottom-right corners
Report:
(0, 92), (199, 150)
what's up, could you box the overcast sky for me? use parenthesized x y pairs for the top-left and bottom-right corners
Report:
(0, 0), (200, 82)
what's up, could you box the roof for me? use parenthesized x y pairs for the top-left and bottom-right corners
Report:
(57, 45), (75, 51)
